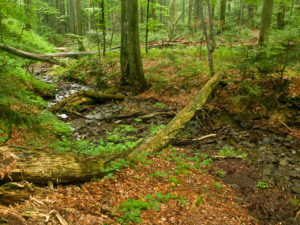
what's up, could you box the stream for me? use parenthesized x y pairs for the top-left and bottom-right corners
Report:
(35, 67), (300, 201)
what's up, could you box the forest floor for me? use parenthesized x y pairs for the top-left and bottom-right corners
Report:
(1, 49), (300, 225)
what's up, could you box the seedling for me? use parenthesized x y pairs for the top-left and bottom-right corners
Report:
(256, 181), (269, 189)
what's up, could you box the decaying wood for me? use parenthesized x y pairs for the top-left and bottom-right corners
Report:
(0, 43), (66, 67)
(48, 90), (124, 113)
(44, 52), (97, 57)
(103, 110), (176, 121)
(0, 146), (105, 184)
(0, 182), (36, 205)
(126, 72), (223, 160)
(171, 133), (216, 146)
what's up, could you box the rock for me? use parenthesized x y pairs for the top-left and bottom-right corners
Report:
(58, 114), (68, 119)
(291, 186), (300, 195)
(262, 137), (271, 144)
(262, 164), (275, 176)
(279, 159), (289, 166)
(292, 150), (297, 155)
(292, 179), (300, 188)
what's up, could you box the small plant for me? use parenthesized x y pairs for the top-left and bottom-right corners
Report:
(214, 182), (226, 190)
(215, 170), (226, 178)
(154, 102), (166, 109)
(256, 181), (269, 189)
(134, 118), (143, 123)
(150, 124), (165, 136)
(150, 171), (167, 178)
(169, 176), (179, 186)
(195, 195), (204, 207)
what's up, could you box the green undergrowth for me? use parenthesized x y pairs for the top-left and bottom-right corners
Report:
(118, 192), (185, 224)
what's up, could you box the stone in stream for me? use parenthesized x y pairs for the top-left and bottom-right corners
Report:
(279, 158), (289, 166)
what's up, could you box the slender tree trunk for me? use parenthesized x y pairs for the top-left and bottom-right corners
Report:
(258, 0), (274, 45)
(76, 0), (82, 35)
(194, 0), (201, 32)
(200, 0), (215, 77)
(168, 0), (176, 40)
(69, 0), (76, 33)
(152, 0), (157, 20)
(220, 0), (226, 33)
(146, 0), (150, 53)
(247, 3), (254, 27)
(188, 0), (193, 29)
(239, 0), (244, 27)
(24, 0), (33, 29)
(140, 6), (144, 23)
(121, 0), (148, 94)
(102, 0), (106, 56)
(182, 0), (185, 22)
(277, 0), (285, 28)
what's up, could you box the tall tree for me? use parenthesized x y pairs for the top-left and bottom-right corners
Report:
(194, 0), (201, 32)
(219, 0), (226, 32)
(188, 0), (193, 29)
(200, 0), (215, 77)
(168, 0), (176, 40)
(258, 0), (274, 45)
(120, 0), (148, 94)
(101, 0), (106, 56)
(182, 0), (185, 22)
(277, 0), (285, 28)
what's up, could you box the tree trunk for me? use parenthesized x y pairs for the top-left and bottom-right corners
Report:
(146, 0), (151, 53)
(188, 0), (193, 30)
(76, 0), (82, 35)
(102, 0), (106, 56)
(121, 0), (148, 94)
(277, 0), (285, 28)
(0, 43), (66, 67)
(152, 0), (157, 20)
(0, 146), (105, 184)
(247, 3), (254, 27)
(182, 0), (185, 22)
(140, 6), (144, 23)
(200, 0), (215, 77)
(220, 0), (226, 33)
(168, 0), (176, 40)
(194, 0), (201, 32)
(258, 0), (274, 45)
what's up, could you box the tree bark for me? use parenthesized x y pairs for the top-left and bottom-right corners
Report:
(182, 0), (185, 22)
(102, 0), (106, 56)
(0, 146), (105, 184)
(0, 43), (66, 67)
(146, 0), (151, 53)
(220, 0), (226, 33)
(168, 0), (176, 40)
(200, 0), (215, 77)
(188, 0), (193, 30)
(121, 0), (148, 94)
(258, 0), (274, 45)
(247, 3), (254, 27)
(277, 0), (285, 28)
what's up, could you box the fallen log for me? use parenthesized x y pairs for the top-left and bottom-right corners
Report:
(126, 72), (223, 160)
(0, 43), (66, 67)
(0, 146), (105, 184)
(44, 52), (98, 57)
(48, 90), (125, 113)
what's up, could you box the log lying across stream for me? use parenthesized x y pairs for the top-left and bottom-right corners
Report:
(0, 73), (223, 185)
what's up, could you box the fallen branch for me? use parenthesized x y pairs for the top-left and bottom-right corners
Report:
(171, 133), (216, 146)
(48, 90), (124, 113)
(44, 52), (97, 57)
(0, 43), (66, 67)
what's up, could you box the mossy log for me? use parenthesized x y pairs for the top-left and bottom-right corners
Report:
(48, 90), (124, 113)
(0, 146), (105, 185)
(0, 182), (36, 205)
(0, 43), (67, 67)
(126, 72), (223, 159)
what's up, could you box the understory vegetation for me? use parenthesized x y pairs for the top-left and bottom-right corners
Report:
(0, 0), (299, 224)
